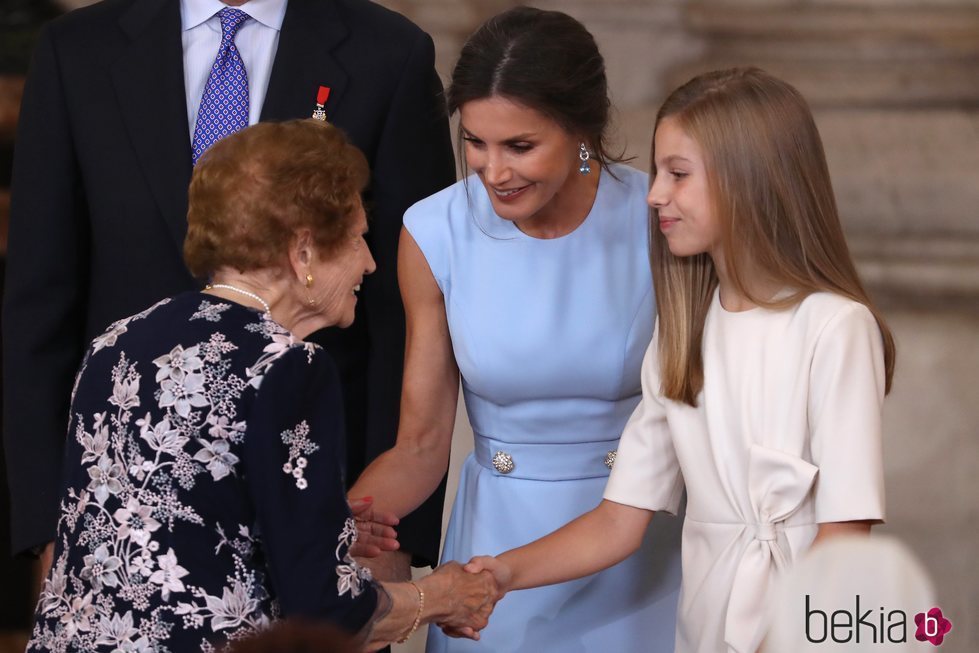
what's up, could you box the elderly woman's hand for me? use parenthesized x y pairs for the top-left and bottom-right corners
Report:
(435, 555), (511, 638)
(417, 561), (500, 640)
(347, 497), (399, 558)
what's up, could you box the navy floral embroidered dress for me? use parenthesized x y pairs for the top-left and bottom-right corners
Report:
(28, 292), (377, 652)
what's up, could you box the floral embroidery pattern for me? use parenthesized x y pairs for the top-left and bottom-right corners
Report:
(280, 421), (319, 490)
(91, 299), (172, 355)
(191, 300), (233, 322)
(245, 331), (318, 390)
(29, 296), (364, 653)
(335, 518), (372, 598)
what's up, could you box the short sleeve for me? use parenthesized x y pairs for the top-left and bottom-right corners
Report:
(403, 189), (452, 294)
(808, 303), (886, 523)
(604, 327), (685, 514)
(243, 345), (378, 632)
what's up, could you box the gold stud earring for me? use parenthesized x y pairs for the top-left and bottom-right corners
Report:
(305, 273), (314, 288)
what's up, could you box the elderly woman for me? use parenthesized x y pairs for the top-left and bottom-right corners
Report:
(26, 120), (495, 653)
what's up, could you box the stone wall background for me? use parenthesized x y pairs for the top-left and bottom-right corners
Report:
(378, 1), (979, 652)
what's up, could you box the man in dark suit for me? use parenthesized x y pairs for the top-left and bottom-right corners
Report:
(3, 0), (453, 582)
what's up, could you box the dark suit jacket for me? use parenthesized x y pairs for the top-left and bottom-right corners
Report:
(3, 0), (454, 564)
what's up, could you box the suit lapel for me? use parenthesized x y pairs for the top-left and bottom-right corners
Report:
(108, 0), (351, 255)
(111, 0), (192, 256)
(261, 0), (350, 123)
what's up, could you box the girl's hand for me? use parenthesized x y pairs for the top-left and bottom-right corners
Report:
(465, 555), (512, 598)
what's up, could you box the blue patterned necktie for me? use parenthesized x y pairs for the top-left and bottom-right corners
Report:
(191, 8), (250, 165)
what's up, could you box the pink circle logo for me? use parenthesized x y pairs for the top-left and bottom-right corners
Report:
(914, 607), (952, 646)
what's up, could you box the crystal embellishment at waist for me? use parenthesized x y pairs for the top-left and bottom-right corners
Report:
(492, 451), (515, 474)
(604, 450), (617, 469)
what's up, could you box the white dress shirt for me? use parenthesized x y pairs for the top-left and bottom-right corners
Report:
(181, 0), (289, 138)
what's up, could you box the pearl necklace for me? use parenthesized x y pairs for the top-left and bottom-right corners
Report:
(207, 283), (271, 315)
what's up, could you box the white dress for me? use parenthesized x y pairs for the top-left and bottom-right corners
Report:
(604, 289), (887, 653)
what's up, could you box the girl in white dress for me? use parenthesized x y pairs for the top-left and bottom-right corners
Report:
(466, 67), (896, 653)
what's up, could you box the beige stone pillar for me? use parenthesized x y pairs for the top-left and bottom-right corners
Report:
(675, 0), (979, 307)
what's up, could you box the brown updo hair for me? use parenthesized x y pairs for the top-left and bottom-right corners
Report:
(184, 120), (369, 280)
(447, 6), (625, 171)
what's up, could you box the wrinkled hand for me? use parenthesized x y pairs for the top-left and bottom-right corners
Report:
(421, 561), (499, 640)
(348, 497), (399, 558)
(436, 555), (512, 638)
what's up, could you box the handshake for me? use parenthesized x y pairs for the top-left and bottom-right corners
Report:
(358, 556), (512, 651)
(350, 498), (512, 647)
(418, 556), (512, 640)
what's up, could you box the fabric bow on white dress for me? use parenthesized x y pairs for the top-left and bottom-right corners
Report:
(724, 444), (818, 653)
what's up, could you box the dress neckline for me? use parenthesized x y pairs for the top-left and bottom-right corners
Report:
(713, 287), (763, 316)
(712, 286), (798, 318)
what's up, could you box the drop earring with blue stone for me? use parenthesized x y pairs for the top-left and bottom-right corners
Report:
(578, 142), (591, 175)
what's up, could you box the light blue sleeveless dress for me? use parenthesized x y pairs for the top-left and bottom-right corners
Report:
(404, 164), (683, 652)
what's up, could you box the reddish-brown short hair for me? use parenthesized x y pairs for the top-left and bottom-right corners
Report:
(184, 120), (369, 279)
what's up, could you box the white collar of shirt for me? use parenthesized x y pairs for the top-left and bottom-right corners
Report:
(181, 0), (289, 135)
(181, 0), (288, 32)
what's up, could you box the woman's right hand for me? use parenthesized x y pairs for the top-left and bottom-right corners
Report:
(347, 497), (400, 558)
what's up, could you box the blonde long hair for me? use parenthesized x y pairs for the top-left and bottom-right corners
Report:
(651, 68), (895, 406)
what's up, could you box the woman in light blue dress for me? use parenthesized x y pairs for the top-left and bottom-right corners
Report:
(349, 8), (682, 651)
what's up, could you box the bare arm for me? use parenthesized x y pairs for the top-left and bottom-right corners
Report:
(812, 520), (873, 547)
(348, 229), (459, 517)
(467, 500), (654, 593)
